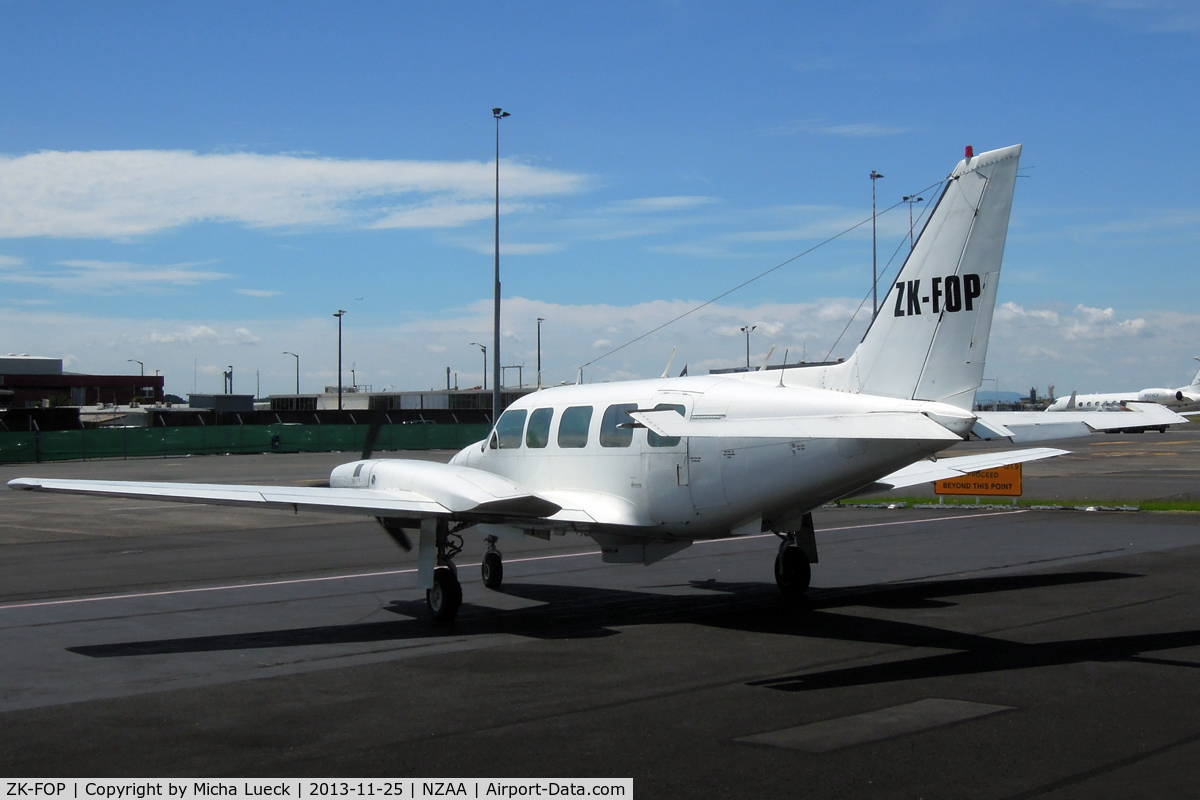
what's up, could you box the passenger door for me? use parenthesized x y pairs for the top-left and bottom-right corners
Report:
(641, 395), (695, 525)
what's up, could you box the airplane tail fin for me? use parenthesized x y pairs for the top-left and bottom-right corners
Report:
(1190, 357), (1200, 387)
(832, 144), (1022, 409)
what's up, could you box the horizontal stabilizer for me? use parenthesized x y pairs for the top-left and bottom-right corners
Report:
(629, 410), (963, 441)
(976, 403), (1186, 443)
(876, 447), (1068, 490)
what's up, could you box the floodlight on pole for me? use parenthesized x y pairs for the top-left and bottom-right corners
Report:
(870, 170), (884, 320)
(492, 107), (510, 423)
(537, 316), (547, 388)
(470, 342), (487, 392)
(283, 352), (300, 395)
(127, 359), (144, 377)
(740, 325), (757, 369)
(903, 195), (924, 252)
(333, 310), (346, 411)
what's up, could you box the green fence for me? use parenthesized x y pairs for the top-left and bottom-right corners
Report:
(0, 423), (491, 464)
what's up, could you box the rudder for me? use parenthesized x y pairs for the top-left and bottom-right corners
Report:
(836, 144), (1022, 409)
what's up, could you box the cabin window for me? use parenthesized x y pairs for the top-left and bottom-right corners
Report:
(526, 408), (553, 448)
(557, 406), (593, 448)
(600, 403), (638, 448)
(495, 409), (528, 449)
(646, 403), (686, 447)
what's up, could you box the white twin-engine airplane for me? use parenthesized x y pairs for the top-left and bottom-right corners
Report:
(1045, 358), (1200, 416)
(8, 144), (1187, 622)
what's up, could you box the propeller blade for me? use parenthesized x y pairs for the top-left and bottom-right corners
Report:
(362, 407), (389, 460)
(377, 517), (414, 551)
(384, 526), (413, 552)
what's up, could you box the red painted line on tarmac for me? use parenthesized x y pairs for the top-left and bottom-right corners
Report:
(0, 510), (1025, 611)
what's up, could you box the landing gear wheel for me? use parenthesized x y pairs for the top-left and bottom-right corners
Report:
(775, 544), (811, 598)
(481, 551), (504, 589)
(426, 567), (462, 623)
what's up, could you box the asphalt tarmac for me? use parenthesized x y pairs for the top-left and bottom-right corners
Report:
(1, 428), (1198, 798)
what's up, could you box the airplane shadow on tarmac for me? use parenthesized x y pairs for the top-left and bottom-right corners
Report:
(66, 570), (1200, 689)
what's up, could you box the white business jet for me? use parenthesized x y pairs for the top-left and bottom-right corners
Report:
(1046, 358), (1200, 417)
(8, 144), (1186, 622)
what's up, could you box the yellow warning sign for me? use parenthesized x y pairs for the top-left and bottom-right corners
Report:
(934, 462), (1022, 496)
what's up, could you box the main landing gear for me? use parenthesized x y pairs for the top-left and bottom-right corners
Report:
(424, 526), (506, 623)
(774, 538), (811, 597)
(482, 535), (504, 589)
(774, 512), (817, 599)
(426, 520), (463, 623)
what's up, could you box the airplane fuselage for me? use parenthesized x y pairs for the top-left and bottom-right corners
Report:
(438, 373), (966, 540)
(1046, 387), (1200, 413)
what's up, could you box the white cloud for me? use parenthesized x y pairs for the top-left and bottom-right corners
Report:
(995, 301), (1148, 339)
(1066, 304), (1150, 339)
(605, 196), (718, 214)
(1059, 0), (1200, 32)
(762, 119), (911, 138)
(0, 254), (25, 267)
(235, 289), (283, 298)
(0, 150), (588, 239)
(458, 241), (562, 256)
(369, 202), (498, 230)
(2, 297), (1195, 400)
(646, 243), (757, 259)
(235, 327), (262, 345)
(1065, 209), (1200, 242)
(0, 258), (229, 293)
(995, 301), (1062, 326)
(149, 325), (220, 344)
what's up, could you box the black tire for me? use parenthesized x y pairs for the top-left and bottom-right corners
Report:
(426, 567), (462, 623)
(774, 545), (811, 598)
(481, 551), (503, 589)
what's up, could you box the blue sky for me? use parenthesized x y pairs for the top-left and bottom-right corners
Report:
(1, 1), (1198, 397)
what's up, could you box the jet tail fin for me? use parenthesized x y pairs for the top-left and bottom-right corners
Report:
(829, 145), (1022, 409)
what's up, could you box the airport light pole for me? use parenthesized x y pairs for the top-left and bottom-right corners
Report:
(127, 359), (143, 377)
(982, 377), (1000, 410)
(470, 342), (487, 392)
(536, 317), (545, 389)
(903, 195), (924, 252)
(870, 170), (884, 320)
(283, 351), (300, 394)
(333, 310), (346, 411)
(492, 107), (510, 423)
(740, 325), (756, 370)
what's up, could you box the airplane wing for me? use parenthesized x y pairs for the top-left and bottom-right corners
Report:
(629, 410), (962, 441)
(974, 402), (1186, 443)
(7, 471), (561, 521)
(873, 447), (1068, 490)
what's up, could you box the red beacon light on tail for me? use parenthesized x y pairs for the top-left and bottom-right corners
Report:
(965, 145), (974, 158)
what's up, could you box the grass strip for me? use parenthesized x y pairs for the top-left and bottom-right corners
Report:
(837, 496), (1200, 513)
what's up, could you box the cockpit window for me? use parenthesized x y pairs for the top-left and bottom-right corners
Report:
(495, 409), (527, 449)
(526, 408), (553, 448)
(600, 403), (638, 448)
(557, 406), (593, 448)
(646, 403), (685, 447)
